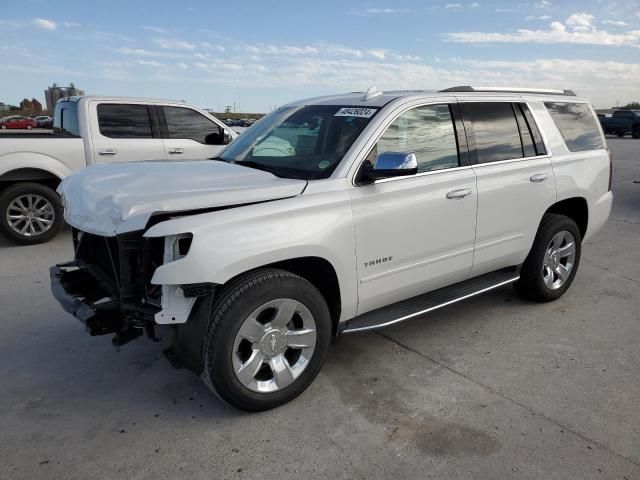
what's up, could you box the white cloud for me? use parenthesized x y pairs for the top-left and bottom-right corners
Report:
(445, 3), (462, 8)
(348, 7), (410, 15)
(602, 20), (629, 27)
(470, 2), (479, 7)
(115, 47), (184, 58)
(154, 39), (195, 50)
(448, 12), (640, 46)
(534, 0), (551, 7)
(137, 60), (164, 67)
(526, 15), (551, 20)
(565, 12), (595, 31)
(63, 21), (81, 28)
(143, 26), (167, 33)
(33, 18), (57, 30)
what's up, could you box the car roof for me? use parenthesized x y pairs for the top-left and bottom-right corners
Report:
(59, 95), (187, 105)
(283, 87), (589, 108)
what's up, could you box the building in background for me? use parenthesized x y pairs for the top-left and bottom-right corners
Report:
(20, 98), (43, 115)
(44, 83), (85, 112)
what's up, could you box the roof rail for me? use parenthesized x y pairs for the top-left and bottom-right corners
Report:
(439, 86), (577, 96)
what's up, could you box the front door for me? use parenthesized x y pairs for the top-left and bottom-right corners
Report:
(159, 106), (229, 160)
(351, 103), (478, 315)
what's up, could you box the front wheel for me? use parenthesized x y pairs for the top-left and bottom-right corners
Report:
(26, 124), (33, 130)
(515, 214), (581, 302)
(202, 268), (332, 411)
(616, 131), (625, 137)
(0, 182), (64, 245)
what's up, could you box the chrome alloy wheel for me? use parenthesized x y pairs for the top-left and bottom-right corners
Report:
(6, 194), (55, 237)
(542, 230), (576, 290)
(232, 298), (317, 393)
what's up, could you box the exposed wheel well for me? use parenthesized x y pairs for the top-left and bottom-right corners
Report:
(262, 257), (342, 335)
(0, 168), (61, 194)
(545, 197), (588, 239)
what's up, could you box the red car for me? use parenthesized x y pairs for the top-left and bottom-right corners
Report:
(0, 116), (37, 130)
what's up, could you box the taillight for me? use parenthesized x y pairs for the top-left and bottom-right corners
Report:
(607, 148), (613, 192)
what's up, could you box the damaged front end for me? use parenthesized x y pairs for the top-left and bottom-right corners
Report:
(50, 228), (207, 347)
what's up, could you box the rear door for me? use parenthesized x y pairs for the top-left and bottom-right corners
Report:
(461, 101), (556, 276)
(90, 102), (165, 163)
(158, 105), (230, 160)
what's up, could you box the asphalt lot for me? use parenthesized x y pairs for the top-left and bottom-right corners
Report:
(1, 138), (638, 480)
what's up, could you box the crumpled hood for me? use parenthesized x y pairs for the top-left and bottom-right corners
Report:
(58, 160), (307, 236)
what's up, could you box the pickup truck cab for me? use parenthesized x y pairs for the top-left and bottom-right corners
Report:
(600, 109), (640, 138)
(51, 86), (612, 411)
(0, 96), (235, 244)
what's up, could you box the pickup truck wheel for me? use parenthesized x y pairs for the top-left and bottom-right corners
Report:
(616, 131), (625, 137)
(202, 268), (332, 411)
(0, 183), (64, 245)
(515, 214), (581, 302)
(632, 127), (640, 139)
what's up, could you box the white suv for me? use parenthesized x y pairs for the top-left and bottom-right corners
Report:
(51, 86), (613, 410)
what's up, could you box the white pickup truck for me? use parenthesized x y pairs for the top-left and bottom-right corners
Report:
(0, 96), (235, 244)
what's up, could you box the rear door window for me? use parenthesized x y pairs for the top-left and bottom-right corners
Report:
(462, 102), (523, 163)
(97, 104), (153, 138)
(544, 102), (604, 152)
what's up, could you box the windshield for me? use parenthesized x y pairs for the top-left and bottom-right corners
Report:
(218, 105), (379, 180)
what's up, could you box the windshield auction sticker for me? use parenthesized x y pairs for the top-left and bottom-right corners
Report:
(334, 107), (377, 118)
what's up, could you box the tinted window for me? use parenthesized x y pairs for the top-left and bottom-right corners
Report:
(163, 106), (221, 144)
(463, 102), (523, 163)
(368, 104), (459, 173)
(97, 104), (153, 138)
(53, 101), (80, 136)
(545, 102), (604, 152)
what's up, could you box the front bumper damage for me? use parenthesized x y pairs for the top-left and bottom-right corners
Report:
(50, 261), (162, 346)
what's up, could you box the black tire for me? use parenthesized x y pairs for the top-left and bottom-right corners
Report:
(0, 182), (64, 245)
(0, 125), (6, 130)
(632, 127), (640, 139)
(616, 131), (625, 138)
(515, 213), (582, 302)
(202, 268), (332, 411)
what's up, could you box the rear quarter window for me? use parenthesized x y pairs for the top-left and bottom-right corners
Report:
(544, 102), (604, 152)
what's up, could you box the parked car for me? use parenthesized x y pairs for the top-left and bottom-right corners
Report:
(34, 115), (53, 129)
(0, 115), (37, 130)
(599, 109), (640, 138)
(51, 86), (612, 411)
(0, 95), (236, 245)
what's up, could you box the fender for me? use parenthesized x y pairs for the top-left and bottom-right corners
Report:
(144, 190), (359, 321)
(0, 151), (74, 180)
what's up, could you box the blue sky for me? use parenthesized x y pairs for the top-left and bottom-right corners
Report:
(1, 0), (639, 111)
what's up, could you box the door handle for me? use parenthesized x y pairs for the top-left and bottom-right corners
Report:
(446, 188), (473, 200)
(530, 173), (549, 183)
(98, 149), (117, 156)
(168, 148), (184, 154)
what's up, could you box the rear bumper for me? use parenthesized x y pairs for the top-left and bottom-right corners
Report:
(50, 261), (160, 341)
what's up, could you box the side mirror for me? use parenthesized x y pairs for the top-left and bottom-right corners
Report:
(205, 128), (233, 145)
(358, 152), (418, 183)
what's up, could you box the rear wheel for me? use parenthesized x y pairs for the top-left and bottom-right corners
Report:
(202, 268), (332, 411)
(616, 131), (625, 137)
(0, 125), (6, 130)
(26, 124), (33, 130)
(0, 183), (64, 245)
(632, 127), (640, 139)
(515, 214), (581, 302)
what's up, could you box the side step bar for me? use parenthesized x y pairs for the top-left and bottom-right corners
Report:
(340, 267), (520, 334)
